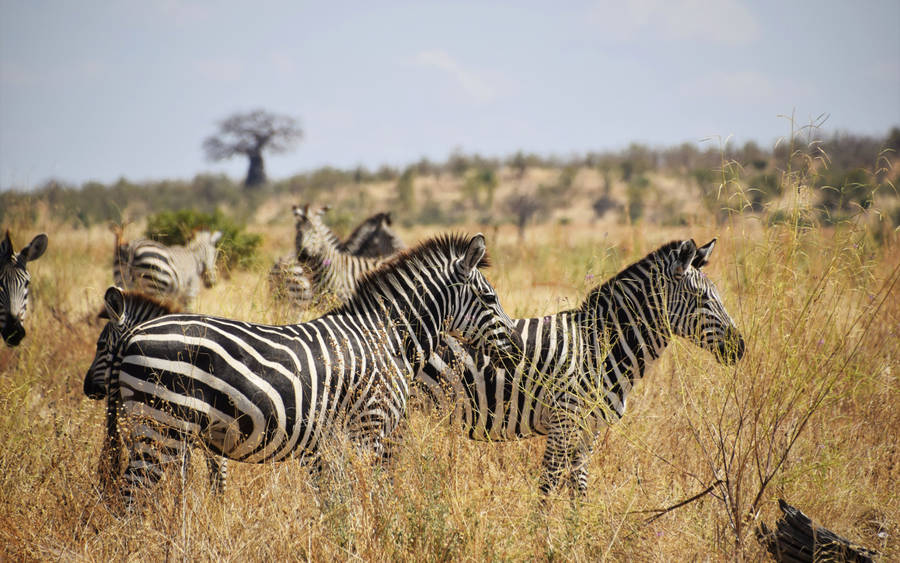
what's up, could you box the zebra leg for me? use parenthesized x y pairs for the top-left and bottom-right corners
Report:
(122, 422), (188, 509)
(567, 441), (594, 497)
(539, 413), (582, 496)
(99, 399), (124, 496)
(206, 454), (227, 496)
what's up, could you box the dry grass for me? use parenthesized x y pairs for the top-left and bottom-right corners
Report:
(1, 206), (898, 561)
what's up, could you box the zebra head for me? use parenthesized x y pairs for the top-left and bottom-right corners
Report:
(663, 238), (744, 365)
(444, 234), (523, 359)
(0, 230), (48, 347)
(84, 286), (178, 399)
(188, 230), (223, 288)
(293, 203), (338, 260)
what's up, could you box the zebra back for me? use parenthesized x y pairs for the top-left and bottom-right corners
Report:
(113, 230), (222, 309)
(0, 230), (48, 347)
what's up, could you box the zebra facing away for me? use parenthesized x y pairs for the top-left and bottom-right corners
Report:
(102, 233), (522, 506)
(269, 207), (404, 309)
(83, 287), (228, 494)
(113, 229), (223, 309)
(289, 203), (392, 308)
(418, 238), (745, 495)
(1, 230), (48, 347)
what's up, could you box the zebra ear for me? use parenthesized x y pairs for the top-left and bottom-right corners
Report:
(383, 212), (393, 226)
(20, 233), (48, 263)
(103, 286), (126, 324)
(672, 239), (697, 277)
(210, 231), (223, 245)
(0, 231), (12, 261)
(458, 233), (487, 276)
(292, 204), (307, 220)
(692, 238), (716, 269)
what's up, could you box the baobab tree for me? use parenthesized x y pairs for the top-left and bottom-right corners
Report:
(203, 109), (302, 188)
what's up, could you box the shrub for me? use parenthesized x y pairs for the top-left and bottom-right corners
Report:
(145, 209), (262, 270)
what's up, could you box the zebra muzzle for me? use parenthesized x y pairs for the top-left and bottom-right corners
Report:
(1, 319), (25, 347)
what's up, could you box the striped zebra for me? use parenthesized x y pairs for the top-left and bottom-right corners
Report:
(269, 207), (404, 309)
(418, 238), (745, 495)
(84, 287), (228, 494)
(1, 230), (48, 346)
(113, 229), (223, 309)
(101, 233), (521, 506)
(288, 204), (392, 308)
(339, 211), (405, 257)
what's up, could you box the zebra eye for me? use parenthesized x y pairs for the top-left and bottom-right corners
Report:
(481, 293), (497, 305)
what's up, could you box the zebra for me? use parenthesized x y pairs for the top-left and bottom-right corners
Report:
(1, 230), (48, 347)
(286, 204), (392, 309)
(339, 211), (405, 257)
(101, 233), (522, 506)
(417, 238), (745, 495)
(113, 228), (223, 309)
(83, 287), (228, 494)
(269, 207), (404, 309)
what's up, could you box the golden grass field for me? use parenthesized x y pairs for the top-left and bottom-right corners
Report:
(1, 190), (898, 560)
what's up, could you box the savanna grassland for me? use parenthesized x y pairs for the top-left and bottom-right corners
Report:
(2, 141), (899, 560)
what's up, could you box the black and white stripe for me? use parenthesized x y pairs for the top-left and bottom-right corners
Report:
(84, 287), (228, 493)
(269, 206), (404, 310)
(102, 233), (522, 505)
(419, 238), (745, 495)
(113, 230), (222, 309)
(339, 211), (405, 258)
(290, 204), (390, 307)
(0, 230), (48, 347)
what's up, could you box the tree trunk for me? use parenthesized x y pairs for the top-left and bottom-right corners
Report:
(245, 152), (266, 188)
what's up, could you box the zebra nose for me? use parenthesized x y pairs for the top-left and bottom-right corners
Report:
(2, 320), (25, 347)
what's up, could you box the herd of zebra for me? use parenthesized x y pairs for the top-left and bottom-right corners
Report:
(1, 208), (745, 510)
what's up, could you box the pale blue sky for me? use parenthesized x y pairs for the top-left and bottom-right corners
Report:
(1, 0), (898, 188)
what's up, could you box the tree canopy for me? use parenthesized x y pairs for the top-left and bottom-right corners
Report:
(203, 109), (302, 188)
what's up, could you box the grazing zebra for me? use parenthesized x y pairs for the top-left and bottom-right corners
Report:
(1, 230), (48, 347)
(102, 233), (522, 506)
(84, 287), (227, 494)
(269, 207), (404, 309)
(418, 238), (745, 495)
(113, 229), (223, 309)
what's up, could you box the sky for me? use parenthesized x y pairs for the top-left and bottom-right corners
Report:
(1, 0), (898, 188)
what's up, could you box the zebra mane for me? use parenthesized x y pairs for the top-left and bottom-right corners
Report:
(578, 240), (682, 312)
(99, 289), (182, 320)
(333, 232), (490, 312)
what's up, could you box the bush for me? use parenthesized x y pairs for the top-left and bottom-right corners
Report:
(145, 209), (262, 270)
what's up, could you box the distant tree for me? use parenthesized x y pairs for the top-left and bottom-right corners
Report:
(505, 193), (540, 241)
(203, 109), (302, 188)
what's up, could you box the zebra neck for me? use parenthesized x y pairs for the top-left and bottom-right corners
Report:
(335, 271), (445, 370)
(582, 274), (671, 387)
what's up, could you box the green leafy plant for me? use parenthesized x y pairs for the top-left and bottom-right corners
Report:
(145, 208), (262, 270)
